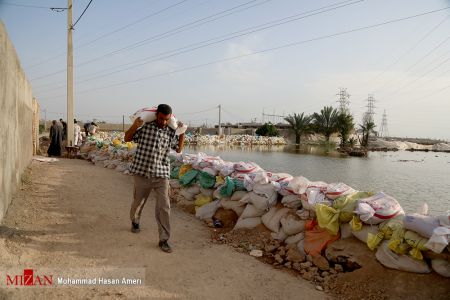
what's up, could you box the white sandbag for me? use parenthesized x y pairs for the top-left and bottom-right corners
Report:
(200, 187), (214, 198)
(403, 213), (440, 238)
(301, 189), (331, 211)
(221, 199), (245, 217)
(231, 191), (248, 201)
(285, 176), (310, 195)
(376, 241), (431, 273)
(233, 162), (262, 173)
(253, 182), (278, 198)
(202, 167), (218, 176)
(431, 259), (450, 277)
(234, 217), (261, 230)
(280, 213), (306, 236)
(352, 225), (379, 243)
(425, 226), (450, 254)
(262, 207), (290, 233)
(186, 185), (201, 195)
(296, 209), (313, 220)
(285, 232), (305, 245)
(354, 192), (404, 225)
(179, 189), (196, 201)
(196, 200), (221, 220)
(271, 229), (288, 241)
(240, 204), (266, 219)
(281, 195), (302, 209)
(326, 182), (356, 200)
(248, 192), (277, 211)
(217, 162), (235, 177)
(340, 223), (353, 239)
(130, 107), (180, 130)
(169, 179), (181, 189)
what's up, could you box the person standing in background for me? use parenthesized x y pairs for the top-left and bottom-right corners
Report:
(47, 120), (64, 157)
(74, 119), (82, 146)
(59, 118), (67, 141)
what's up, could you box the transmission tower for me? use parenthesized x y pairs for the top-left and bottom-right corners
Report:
(379, 110), (389, 138)
(336, 88), (350, 114)
(363, 94), (376, 123)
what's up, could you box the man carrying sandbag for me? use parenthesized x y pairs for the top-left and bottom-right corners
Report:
(125, 104), (185, 253)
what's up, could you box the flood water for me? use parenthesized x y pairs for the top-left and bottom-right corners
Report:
(185, 145), (450, 215)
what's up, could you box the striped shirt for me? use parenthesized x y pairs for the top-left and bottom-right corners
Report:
(129, 121), (176, 179)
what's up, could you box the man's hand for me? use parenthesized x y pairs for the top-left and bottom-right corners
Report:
(134, 117), (144, 128)
(177, 121), (184, 128)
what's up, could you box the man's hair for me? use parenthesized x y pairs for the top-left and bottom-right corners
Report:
(74, 119), (77, 123)
(59, 118), (63, 121)
(157, 104), (172, 115)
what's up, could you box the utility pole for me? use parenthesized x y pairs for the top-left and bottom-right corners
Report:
(218, 104), (222, 135)
(66, 0), (74, 146)
(363, 94), (376, 124)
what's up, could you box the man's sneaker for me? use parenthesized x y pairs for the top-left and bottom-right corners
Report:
(158, 240), (172, 253)
(131, 222), (140, 233)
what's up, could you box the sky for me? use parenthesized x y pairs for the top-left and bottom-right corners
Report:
(1, 0), (450, 140)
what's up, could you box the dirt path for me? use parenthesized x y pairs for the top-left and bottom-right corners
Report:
(0, 159), (325, 299)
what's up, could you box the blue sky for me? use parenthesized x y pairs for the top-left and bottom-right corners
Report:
(1, 0), (449, 140)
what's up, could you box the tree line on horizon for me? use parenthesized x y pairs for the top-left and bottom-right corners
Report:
(256, 106), (376, 148)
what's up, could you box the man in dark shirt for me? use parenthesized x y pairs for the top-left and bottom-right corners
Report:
(124, 104), (185, 253)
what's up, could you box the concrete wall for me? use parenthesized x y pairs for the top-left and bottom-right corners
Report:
(0, 22), (34, 220)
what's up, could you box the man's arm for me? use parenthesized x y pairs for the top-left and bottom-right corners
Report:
(176, 133), (185, 153)
(124, 117), (143, 142)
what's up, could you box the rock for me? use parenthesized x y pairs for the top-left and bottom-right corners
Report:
(329, 269), (337, 275)
(278, 248), (286, 257)
(286, 247), (306, 263)
(315, 275), (324, 282)
(315, 285), (324, 291)
(274, 254), (284, 264)
(249, 250), (263, 257)
(312, 255), (330, 271)
(325, 239), (364, 272)
(321, 271), (330, 277)
(300, 262), (312, 269)
(308, 266), (319, 274)
(302, 271), (315, 281)
(284, 262), (292, 269)
(334, 264), (344, 273)
(264, 243), (278, 253)
(306, 254), (313, 262)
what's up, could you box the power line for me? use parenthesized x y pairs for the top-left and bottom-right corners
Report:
(31, 0), (272, 81)
(25, 0), (186, 70)
(0, 2), (67, 10)
(36, 0), (364, 93)
(72, 0), (94, 29)
(367, 14), (450, 91)
(41, 6), (450, 100)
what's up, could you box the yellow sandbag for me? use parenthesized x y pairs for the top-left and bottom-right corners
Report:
(194, 194), (212, 208)
(179, 164), (193, 178)
(126, 142), (133, 149)
(335, 192), (373, 222)
(317, 192), (373, 235)
(367, 218), (404, 251)
(404, 230), (428, 260)
(316, 205), (340, 235)
(350, 215), (363, 231)
(215, 176), (225, 186)
(112, 139), (121, 146)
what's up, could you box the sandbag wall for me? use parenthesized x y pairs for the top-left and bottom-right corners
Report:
(78, 132), (450, 277)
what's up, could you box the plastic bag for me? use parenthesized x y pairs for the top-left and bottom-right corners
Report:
(231, 191), (248, 201)
(198, 171), (216, 189)
(234, 217), (261, 230)
(425, 226), (450, 254)
(194, 194), (212, 208)
(304, 219), (340, 256)
(403, 213), (440, 238)
(431, 259), (450, 278)
(285, 176), (310, 195)
(129, 107), (180, 130)
(170, 167), (180, 179)
(281, 195), (302, 209)
(240, 204), (266, 219)
(404, 230), (428, 260)
(325, 182), (356, 200)
(367, 218), (405, 251)
(261, 206), (290, 233)
(178, 164), (193, 178)
(247, 191), (278, 211)
(285, 232), (305, 245)
(280, 212), (306, 236)
(219, 177), (235, 198)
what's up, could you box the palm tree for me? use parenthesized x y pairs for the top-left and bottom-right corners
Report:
(284, 113), (311, 144)
(359, 120), (376, 147)
(312, 106), (339, 141)
(336, 112), (355, 147)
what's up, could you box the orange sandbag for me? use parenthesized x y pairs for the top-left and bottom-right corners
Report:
(304, 219), (340, 256)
